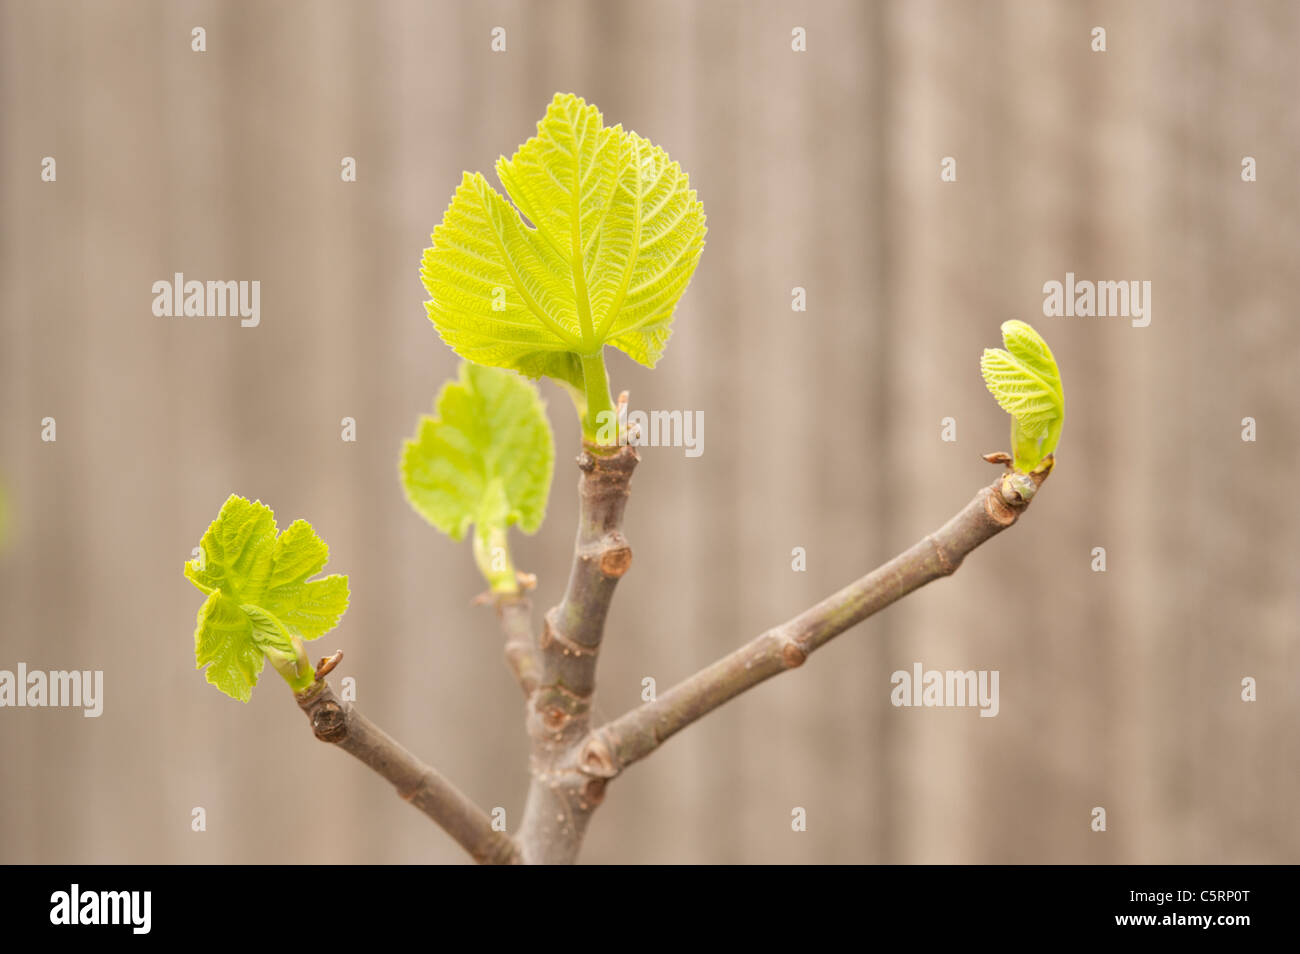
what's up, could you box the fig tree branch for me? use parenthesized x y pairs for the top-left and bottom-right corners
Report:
(516, 440), (639, 864)
(295, 675), (520, 864)
(494, 591), (539, 697)
(574, 463), (1052, 783)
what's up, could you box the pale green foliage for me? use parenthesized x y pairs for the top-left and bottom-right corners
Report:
(981, 320), (1065, 472)
(420, 92), (706, 431)
(400, 363), (554, 592)
(185, 495), (350, 701)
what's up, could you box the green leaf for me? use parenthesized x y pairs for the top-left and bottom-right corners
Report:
(401, 363), (554, 592)
(185, 495), (350, 701)
(265, 520), (350, 639)
(980, 320), (1065, 473)
(421, 92), (706, 434)
(184, 495), (276, 604)
(243, 603), (314, 694)
(193, 591), (262, 703)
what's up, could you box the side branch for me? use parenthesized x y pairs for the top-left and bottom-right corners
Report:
(296, 677), (520, 865)
(577, 465), (1051, 780)
(495, 592), (539, 697)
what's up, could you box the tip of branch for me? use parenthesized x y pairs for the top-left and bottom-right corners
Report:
(315, 650), (344, 679)
(998, 456), (1053, 506)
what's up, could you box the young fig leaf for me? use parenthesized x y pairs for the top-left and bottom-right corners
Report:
(421, 91), (706, 435)
(185, 496), (349, 701)
(980, 320), (1065, 473)
(400, 363), (554, 592)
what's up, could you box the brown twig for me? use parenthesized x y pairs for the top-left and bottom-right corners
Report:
(496, 592), (539, 697)
(574, 463), (1052, 783)
(295, 679), (520, 864)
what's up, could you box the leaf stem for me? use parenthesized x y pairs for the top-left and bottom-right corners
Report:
(580, 350), (615, 441)
(473, 522), (517, 594)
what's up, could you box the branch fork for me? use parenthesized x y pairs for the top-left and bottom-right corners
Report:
(296, 439), (1051, 864)
(567, 459), (1051, 790)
